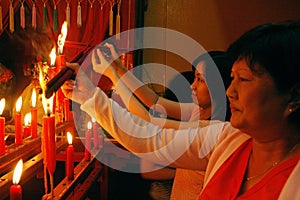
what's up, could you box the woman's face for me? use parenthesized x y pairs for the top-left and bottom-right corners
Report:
(226, 59), (289, 139)
(190, 61), (211, 108)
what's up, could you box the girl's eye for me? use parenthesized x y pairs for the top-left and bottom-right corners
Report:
(238, 77), (249, 82)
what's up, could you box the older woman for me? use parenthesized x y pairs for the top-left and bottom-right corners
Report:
(62, 21), (300, 199)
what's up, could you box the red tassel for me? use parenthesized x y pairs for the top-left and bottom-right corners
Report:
(20, 3), (25, 29)
(32, 3), (36, 29)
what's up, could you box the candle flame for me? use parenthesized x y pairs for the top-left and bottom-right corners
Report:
(24, 113), (31, 126)
(32, 88), (37, 108)
(0, 98), (5, 115)
(42, 94), (54, 115)
(67, 132), (73, 145)
(12, 159), (23, 185)
(57, 21), (68, 54)
(91, 117), (96, 123)
(16, 97), (22, 113)
(49, 48), (56, 66)
(87, 121), (92, 130)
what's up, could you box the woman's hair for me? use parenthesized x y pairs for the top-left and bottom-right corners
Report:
(227, 20), (300, 126)
(192, 51), (233, 121)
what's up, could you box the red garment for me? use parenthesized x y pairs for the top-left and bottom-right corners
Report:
(199, 139), (300, 200)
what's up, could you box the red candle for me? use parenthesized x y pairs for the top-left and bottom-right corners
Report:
(10, 159), (23, 200)
(15, 97), (22, 145)
(55, 55), (65, 69)
(66, 132), (74, 180)
(84, 122), (92, 161)
(91, 118), (99, 149)
(23, 113), (31, 139)
(0, 98), (6, 155)
(63, 98), (70, 121)
(31, 88), (38, 138)
(42, 96), (56, 175)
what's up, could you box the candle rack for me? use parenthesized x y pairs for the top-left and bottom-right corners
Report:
(0, 120), (104, 200)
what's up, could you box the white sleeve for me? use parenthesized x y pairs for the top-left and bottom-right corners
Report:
(81, 88), (225, 170)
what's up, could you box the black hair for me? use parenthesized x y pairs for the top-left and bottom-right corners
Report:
(192, 51), (233, 121)
(227, 20), (300, 126)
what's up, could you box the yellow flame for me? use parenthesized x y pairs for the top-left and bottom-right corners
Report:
(0, 98), (5, 115)
(16, 97), (22, 113)
(67, 132), (73, 145)
(49, 48), (56, 66)
(32, 88), (37, 108)
(42, 94), (54, 115)
(91, 117), (96, 123)
(87, 121), (92, 129)
(24, 113), (31, 126)
(12, 159), (23, 185)
(57, 21), (68, 54)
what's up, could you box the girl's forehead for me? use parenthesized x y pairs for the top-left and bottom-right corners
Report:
(196, 61), (206, 74)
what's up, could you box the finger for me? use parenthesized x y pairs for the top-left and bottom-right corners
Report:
(92, 50), (98, 66)
(96, 48), (107, 61)
(65, 62), (79, 73)
(105, 43), (118, 59)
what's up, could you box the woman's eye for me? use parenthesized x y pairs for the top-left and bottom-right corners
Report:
(238, 77), (249, 82)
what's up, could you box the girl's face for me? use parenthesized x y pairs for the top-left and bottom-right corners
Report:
(190, 61), (211, 109)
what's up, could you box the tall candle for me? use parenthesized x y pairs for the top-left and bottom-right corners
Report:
(56, 21), (67, 69)
(23, 113), (31, 139)
(31, 88), (38, 138)
(0, 98), (6, 155)
(66, 132), (74, 180)
(15, 97), (22, 145)
(84, 122), (92, 161)
(10, 159), (23, 200)
(42, 95), (56, 175)
(91, 118), (99, 149)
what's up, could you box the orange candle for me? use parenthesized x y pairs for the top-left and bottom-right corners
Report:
(66, 132), (74, 180)
(10, 159), (23, 200)
(31, 88), (38, 138)
(42, 96), (56, 175)
(91, 118), (99, 149)
(55, 55), (65, 69)
(84, 122), (92, 161)
(15, 97), (22, 145)
(23, 113), (31, 139)
(0, 98), (6, 155)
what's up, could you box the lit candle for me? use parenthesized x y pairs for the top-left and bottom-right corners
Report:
(23, 113), (31, 139)
(91, 118), (99, 149)
(66, 132), (74, 180)
(31, 89), (38, 138)
(15, 97), (22, 145)
(42, 95), (56, 175)
(10, 159), (23, 200)
(56, 21), (68, 69)
(84, 122), (92, 161)
(63, 98), (70, 122)
(0, 98), (6, 155)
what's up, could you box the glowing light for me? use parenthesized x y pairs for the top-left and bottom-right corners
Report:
(0, 98), (5, 115)
(57, 21), (68, 54)
(12, 159), (23, 185)
(87, 121), (92, 130)
(67, 132), (73, 145)
(49, 48), (56, 66)
(16, 97), (22, 113)
(42, 95), (54, 115)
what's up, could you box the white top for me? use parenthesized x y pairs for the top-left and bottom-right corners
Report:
(81, 88), (300, 200)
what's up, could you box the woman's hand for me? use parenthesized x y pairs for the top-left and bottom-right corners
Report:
(62, 62), (96, 105)
(92, 48), (117, 78)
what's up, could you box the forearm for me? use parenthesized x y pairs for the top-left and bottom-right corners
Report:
(80, 88), (219, 170)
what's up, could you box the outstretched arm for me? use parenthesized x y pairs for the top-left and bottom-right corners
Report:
(92, 49), (200, 129)
(99, 43), (194, 120)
